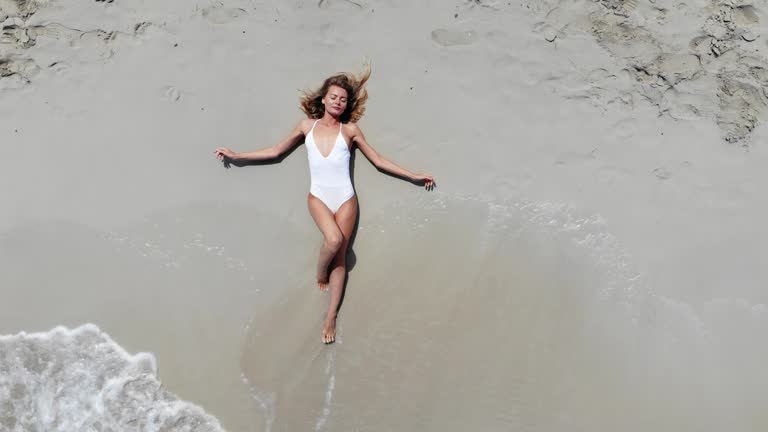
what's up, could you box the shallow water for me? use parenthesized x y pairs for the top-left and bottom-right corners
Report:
(240, 194), (768, 432)
(2, 195), (766, 431)
(0, 202), (310, 432)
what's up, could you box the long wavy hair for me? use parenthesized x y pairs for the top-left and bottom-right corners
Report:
(299, 64), (371, 123)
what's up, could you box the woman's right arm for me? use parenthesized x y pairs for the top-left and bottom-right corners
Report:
(215, 120), (307, 163)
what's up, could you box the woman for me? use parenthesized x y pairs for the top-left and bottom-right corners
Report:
(214, 67), (435, 344)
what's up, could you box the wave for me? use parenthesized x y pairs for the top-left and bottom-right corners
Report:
(0, 324), (225, 432)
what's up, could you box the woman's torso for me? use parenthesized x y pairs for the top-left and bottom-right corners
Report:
(305, 120), (353, 188)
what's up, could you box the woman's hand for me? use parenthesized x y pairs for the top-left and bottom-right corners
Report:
(414, 173), (436, 191)
(214, 147), (239, 168)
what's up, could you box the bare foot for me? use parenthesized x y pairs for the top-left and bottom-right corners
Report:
(317, 263), (330, 291)
(322, 316), (336, 344)
(316, 267), (329, 291)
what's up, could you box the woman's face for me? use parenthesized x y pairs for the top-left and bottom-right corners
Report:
(322, 85), (348, 117)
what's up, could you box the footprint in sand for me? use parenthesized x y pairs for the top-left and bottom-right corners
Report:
(318, 0), (364, 10)
(201, 6), (246, 24)
(655, 53), (702, 86)
(48, 60), (71, 77)
(622, 0), (638, 15)
(526, 0), (768, 143)
(0, 57), (39, 90)
(652, 167), (672, 181)
(76, 30), (117, 62)
(29, 24), (117, 61)
(1, 17), (36, 47)
(133, 21), (153, 37)
(27, 23), (81, 44)
(732, 5), (760, 27)
(746, 62), (768, 90)
(0, 56), (39, 79)
(161, 86), (181, 102)
(532, 22), (561, 42)
(733, 5), (760, 41)
(652, 161), (692, 181)
(608, 118), (637, 139)
(597, 0), (638, 18)
(430, 28), (477, 47)
(0, 0), (38, 17)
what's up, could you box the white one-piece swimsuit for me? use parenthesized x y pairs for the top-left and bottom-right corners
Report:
(306, 119), (355, 213)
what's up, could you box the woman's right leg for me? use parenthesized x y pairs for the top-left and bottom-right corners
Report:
(307, 193), (343, 291)
(321, 196), (357, 343)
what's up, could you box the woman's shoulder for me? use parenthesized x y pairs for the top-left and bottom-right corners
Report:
(341, 122), (364, 145)
(296, 118), (317, 134)
(342, 122), (362, 133)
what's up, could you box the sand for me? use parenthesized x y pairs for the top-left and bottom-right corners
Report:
(1, 0), (768, 431)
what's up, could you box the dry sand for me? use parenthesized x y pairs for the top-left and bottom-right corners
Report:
(2, 0), (768, 431)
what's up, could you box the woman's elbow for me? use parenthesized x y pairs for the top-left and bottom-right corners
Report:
(372, 156), (384, 169)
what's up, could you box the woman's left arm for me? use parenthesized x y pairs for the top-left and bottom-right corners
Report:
(351, 124), (435, 190)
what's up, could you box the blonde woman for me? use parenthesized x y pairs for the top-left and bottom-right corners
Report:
(214, 67), (435, 344)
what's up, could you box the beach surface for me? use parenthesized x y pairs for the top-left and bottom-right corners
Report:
(2, 0), (768, 430)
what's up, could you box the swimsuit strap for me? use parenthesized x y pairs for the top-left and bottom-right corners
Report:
(307, 120), (320, 150)
(309, 119), (320, 134)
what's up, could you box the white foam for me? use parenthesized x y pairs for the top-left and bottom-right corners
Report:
(313, 348), (337, 432)
(0, 324), (225, 432)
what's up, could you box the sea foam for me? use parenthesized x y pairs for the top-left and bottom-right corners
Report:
(0, 324), (225, 432)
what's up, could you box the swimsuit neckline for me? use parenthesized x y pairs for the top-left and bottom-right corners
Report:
(310, 120), (346, 159)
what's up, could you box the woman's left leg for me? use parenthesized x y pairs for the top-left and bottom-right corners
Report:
(322, 196), (358, 344)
